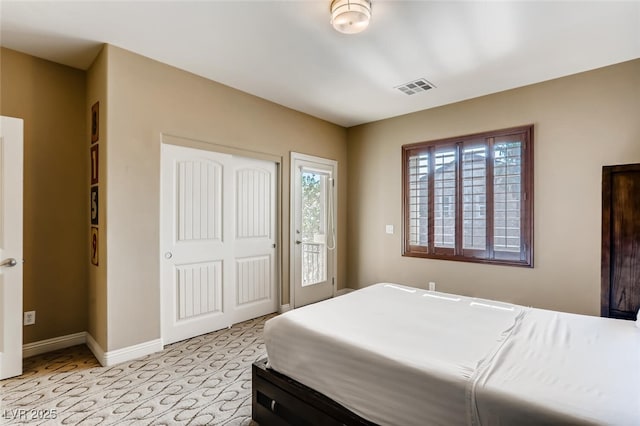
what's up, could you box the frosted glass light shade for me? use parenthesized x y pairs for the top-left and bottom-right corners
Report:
(330, 0), (372, 34)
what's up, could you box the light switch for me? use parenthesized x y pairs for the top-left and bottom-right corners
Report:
(385, 225), (394, 234)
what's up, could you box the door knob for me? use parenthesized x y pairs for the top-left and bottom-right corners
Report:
(295, 240), (302, 245)
(164, 252), (173, 259)
(0, 258), (17, 268)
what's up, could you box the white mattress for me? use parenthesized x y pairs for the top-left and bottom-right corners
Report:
(264, 283), (640, 426)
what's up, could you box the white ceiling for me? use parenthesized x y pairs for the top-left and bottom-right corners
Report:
(1, 1), (639, 127)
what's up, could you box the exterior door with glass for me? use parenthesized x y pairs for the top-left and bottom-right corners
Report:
(291, 153), (337, 308)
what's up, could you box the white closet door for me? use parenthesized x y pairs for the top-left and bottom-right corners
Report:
(161, 143), (277, 345)
(231, 157), (277, 324)
(161, 144), (233, 345)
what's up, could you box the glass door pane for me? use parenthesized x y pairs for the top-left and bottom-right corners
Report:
(301, 169), (328, 286)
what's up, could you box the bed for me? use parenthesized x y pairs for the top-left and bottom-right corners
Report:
(252, 283), (640, 425)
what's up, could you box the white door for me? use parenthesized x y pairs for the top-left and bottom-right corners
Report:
(161, 143), (277, 345)
(0, 116), (24, 380)
(231, 156), (278, 325)
(161, 144), (232, 345)
(291, 153), (337, 308)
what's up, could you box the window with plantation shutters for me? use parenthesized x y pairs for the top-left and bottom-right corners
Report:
(402, 125), (533, 267)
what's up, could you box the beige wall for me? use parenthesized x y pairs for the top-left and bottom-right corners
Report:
(86, 46), (108, 349)
(4, 43), (636, 350)
(0, 48), (88, 344)
(103, 45), (347, 350)
(347, 59), (640, 316)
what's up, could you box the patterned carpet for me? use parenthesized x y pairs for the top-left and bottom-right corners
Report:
(0, 315), (273, 426)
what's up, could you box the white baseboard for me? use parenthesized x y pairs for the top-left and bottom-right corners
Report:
(24, 332), (163, 367)
(23, 332), (87, 359)
(85, 333), (106, 366)
(279, 304), (291, 313)
(86, 333), (163, 367)
(103, 339), (163, 367)
(336, 288), (355, 296)
(279, 291), (354, 312)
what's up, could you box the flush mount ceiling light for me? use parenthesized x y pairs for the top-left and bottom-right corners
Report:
(330, 0), (372, 34)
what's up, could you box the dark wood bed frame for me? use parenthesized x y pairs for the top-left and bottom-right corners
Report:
(252, 358), (377, 425)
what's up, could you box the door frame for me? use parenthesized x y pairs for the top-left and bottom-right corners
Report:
(159, 133), (282, 345)
(290, 152), (338, 309)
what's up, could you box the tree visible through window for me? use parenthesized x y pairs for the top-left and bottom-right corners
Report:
(302, 172), (322, 239)
(402, 125), (533, 267)
(301, 171), (327, 285)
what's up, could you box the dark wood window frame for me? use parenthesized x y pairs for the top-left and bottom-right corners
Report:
(402, 125), (534, 267)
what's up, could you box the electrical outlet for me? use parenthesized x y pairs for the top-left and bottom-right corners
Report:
(428, 282), (436, 291)
(24, 311), (36, 326)
(385, 225), (394, 234)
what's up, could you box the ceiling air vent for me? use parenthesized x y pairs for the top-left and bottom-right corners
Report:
(395, 78), (435, 95)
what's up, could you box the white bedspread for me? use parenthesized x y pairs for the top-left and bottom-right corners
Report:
(264, 283), (640, 426)
(475, 308), (640, 425)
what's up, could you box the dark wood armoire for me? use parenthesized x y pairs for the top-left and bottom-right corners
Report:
(601, 163), (640, 320)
